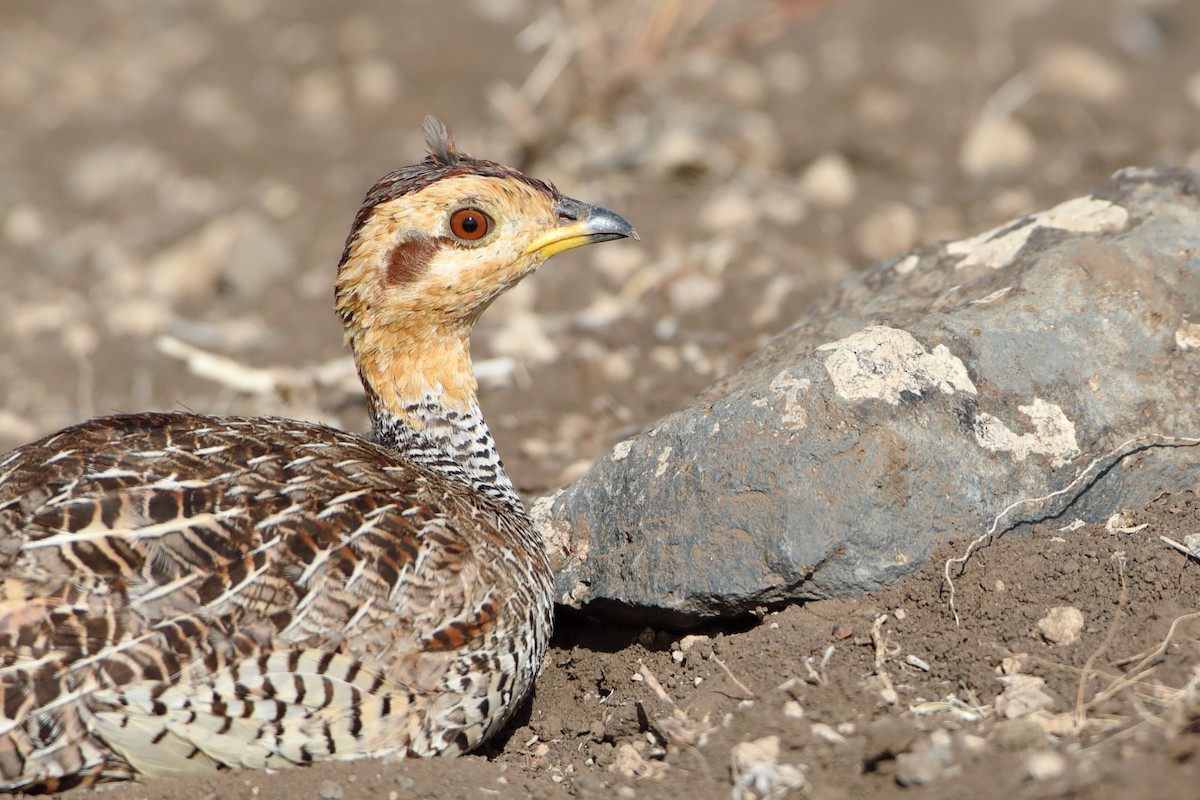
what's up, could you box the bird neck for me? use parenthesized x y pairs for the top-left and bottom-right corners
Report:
(353, 326), (522, 510)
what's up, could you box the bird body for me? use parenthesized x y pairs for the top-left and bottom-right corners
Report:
(0, 118), (635, 791)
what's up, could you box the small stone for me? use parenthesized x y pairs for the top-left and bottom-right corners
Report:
(667, 272), (723, 314)
(863, 716), (917, 767)
(783, 700), (804, 719)
(960, 115), (1036, 179)
(592, 243), (647, 285)
(637, 627), (656, 647)
(700, 187), (757, 233)
(855, 202), (919, 261)
(610, 743), (668, 780)
(318, 781), (344, 800)
(810, 722), (849, 745)
(1024, 749), (1068, 781)
(394, 775), (415, 790)
(894, 731), (954, 787)
(1038, 606), (1084, 645)
(995, 674), (1056, 719)
(799, 152), (857, 210)
(1037, 44), (1126, 102)
(991, 718), (1049, 751)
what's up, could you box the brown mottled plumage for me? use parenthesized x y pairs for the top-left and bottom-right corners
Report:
(0, 117), (636, 792)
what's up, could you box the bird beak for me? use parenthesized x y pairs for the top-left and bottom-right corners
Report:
(522, 196), (639, 259)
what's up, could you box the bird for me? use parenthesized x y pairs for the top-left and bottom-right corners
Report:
(0, 116), (636, 792)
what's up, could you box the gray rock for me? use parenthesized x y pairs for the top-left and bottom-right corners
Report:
(533, 168), (1200, 625)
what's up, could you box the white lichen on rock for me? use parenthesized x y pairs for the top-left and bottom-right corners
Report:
(948, 195), (1128, 270)
(752, 369), (811, 430)
(973, 398), (1081, 468)
(818, 326), (977, 405)
(1176, 320), (1200, 351)
(654, 446), (674, 477)
(609, 438), (635, 461)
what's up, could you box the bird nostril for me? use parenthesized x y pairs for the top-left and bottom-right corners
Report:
(555, 198), (583, 222)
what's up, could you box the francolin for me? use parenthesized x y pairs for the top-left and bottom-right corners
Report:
(0, 117), (636, 792)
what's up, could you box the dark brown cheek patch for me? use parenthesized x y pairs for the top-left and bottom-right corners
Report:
(385, 234), (447, 284)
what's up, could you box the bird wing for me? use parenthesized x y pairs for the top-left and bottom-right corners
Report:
(0, 412), (514, 786)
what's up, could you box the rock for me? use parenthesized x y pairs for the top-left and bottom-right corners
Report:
(1038, 606), (1084, 645)
(534, 169), (1200, 625)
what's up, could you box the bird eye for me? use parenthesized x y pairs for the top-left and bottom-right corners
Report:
(449, 208), (491, 241)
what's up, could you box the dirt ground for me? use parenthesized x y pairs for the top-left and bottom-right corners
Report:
(2, 0), (1200, 797)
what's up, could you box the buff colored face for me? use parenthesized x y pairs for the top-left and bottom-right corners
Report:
(337, 173), (633, 332)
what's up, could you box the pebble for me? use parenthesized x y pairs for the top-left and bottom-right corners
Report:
(960, 115), (1036, 179)
(862, 715), (917, 766)
(799, 152), (858, 210)
(1037, 44), (1126, 102)
(854, 202), (919, 262)
(700, 187), (758, 233)
(810, 722), (849, 746)
(1024, 749), (1069, 781)
(991, 718), (1049, 751)
(995, 674), (1056, 719)
(318, 781), (344, 800)
(667, 272), (723, 314)
(592, 243), (647, 285)
(730, 736), (809, 800)
(649, 126), (711, 177)
(895, 730), (954, 787)
(1038, 605), (1084, 645)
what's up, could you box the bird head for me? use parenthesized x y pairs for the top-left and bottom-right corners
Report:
(334, 117), (637, 419)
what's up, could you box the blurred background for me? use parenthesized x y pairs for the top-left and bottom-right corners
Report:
(1, 0), (1198, 496)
